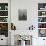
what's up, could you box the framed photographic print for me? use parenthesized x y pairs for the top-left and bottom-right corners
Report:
(18, 9), (27, 21)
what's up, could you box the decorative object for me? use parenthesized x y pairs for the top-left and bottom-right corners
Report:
(38, 11), (46, 16)
(0, 11), (8, 16)
(15, 35), (32, 46)
(42, 12), (45, 15)
(38, 3), (46, 10)
(21, 40), (25, 46)
(0, 6), (1, 10)
(0, 17), (8, 22)
(18, 9), (27, 21)
(29, 25), (35, 30)
(0, 3), (8, 10)
(38, 23), (46, 28)
(39, 29), (46, 37)
(5, 6), (8, 10)
(19, 35), (32, 45)
(11, 23), (16, 30)
(38, 17), (46, 22)
(0, 23), (8, 37)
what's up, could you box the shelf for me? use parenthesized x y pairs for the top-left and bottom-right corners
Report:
(0, 22), (8, 23)
(0, 16), (8, 17)
(0, 10), (8, 11)
(38, 16), (46, 17)
(38, 10), (46, 11)
(38, 37), (46, 38)
(38, 28), (46, 29)
(0, 3), (8, 37)
(38, 3), (46, 37)
(38, 22), (46, 23)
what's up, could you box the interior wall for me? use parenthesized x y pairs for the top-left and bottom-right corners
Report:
(11, 0), (38, 30)
(11, 0), (46, 46)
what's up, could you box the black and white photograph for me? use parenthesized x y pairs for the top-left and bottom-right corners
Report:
(18, 9), (27, 21)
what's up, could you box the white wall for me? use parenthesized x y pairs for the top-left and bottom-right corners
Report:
(11, 0), (38, 30)
(11, 0), (46, 46)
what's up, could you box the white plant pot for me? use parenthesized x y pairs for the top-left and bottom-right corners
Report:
(21, 40), (25, 46)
